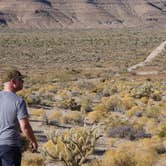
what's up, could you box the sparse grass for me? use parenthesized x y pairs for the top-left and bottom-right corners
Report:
(0, 28), (165, 166)
(0, 27), (165, 77)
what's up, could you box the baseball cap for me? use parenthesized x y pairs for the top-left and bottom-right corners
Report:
(2, 69), (26, 83)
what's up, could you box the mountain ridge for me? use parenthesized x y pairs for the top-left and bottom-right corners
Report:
(0, 0), (165, 29)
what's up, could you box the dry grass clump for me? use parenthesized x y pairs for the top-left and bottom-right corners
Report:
(20, 135), (44, 166)
(87, 110), (106, 123)
(22, 151), (44, 166)
(64, 111), (84, 125)
(158, 122), (166, 138)
(101, 96), (125, 113)
(143, 118), (159, 135)
(132, 116), (149, 129)
(18, 81), (58, 107)
(102, 140), (159, 166)
(48, 111), (62, 121)
(79, 95), (93, 113)
(29, 109), (45, 118)
(125, 105), (145, 118)
(56, 90), (79, 110)
(130, 82), (154, 99)
(107, 124), (151, 140)
(140, 96), (149, 104)
(140, 102), (166, 124)
(121, 96), (136, 110)
(48, 110), (84, 125)
(47, 110), (63, 125)
(87, 94), (133, 123)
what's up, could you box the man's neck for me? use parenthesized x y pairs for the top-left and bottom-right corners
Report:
(4, 85), (16, 93)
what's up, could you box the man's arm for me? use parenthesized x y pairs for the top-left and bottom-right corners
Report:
(19, 118), (38, 152)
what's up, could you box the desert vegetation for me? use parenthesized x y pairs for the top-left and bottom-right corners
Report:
(0, 28), (166, 74)
(0, 27), (165, 166)
(18, 73), (166, 166)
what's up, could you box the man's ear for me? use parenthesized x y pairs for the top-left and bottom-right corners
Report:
(11, 79), (16, 84)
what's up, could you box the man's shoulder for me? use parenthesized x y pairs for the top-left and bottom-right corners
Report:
(0, 91), (24, 103)
(14, 94), (25, 104)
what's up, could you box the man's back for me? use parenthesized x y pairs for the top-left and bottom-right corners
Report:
(0, 69), (37, 166)
(0, 91), (28, 146)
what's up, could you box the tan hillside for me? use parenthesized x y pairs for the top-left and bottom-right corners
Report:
(0, 0), (165, 29)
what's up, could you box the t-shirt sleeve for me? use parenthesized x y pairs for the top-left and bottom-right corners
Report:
(17, 99), (29, 120)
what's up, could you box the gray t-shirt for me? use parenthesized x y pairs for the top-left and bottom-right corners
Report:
(0, 91), (28, 146)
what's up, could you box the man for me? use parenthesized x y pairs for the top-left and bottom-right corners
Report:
(0, 69), (38, 166)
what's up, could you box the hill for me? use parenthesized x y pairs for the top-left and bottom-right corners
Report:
(0, 0), (165, 29)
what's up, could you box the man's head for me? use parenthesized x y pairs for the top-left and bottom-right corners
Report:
(2, 69), (25, 92)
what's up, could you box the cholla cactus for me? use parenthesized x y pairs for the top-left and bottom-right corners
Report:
(41, 126), (101, 166)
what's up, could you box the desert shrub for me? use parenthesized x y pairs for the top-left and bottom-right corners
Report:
(103, 115), (128, 128)
(39, 92), (55, 107)
(140, 136), (166, 154)
(42, 126), (101, 166)
(85, 159), (102, 166)
(101, 95), (125, 113)
(64, 111), (84, 125)
(103, 148), (136, 166)
(56, 99), (71, 109)
(151, 90), (162, 101)
(69, 99), (81, 111)
(121, 96), (136, 110)
(38, 84), (57, 94)
(48, 111), (62, 121)
(86, 97), (123, 123)
(158, 123), (166, 138)
(22, 151), (44, 166)
(132, 117), (149, 129)
(86, 100), (110, 123)
(19, 84), (56, 107)
(56, 96), (81, 110)
(144, 105), (161, 118)
(144, 102), (166, 121)
(87, 110), (106, 123)
(47, 111), (63, 125)
(18, 89), (46, 106)
(144, 118), (159, 135)
(125, 106), (144, 118)
(29, 109), (45, 118)
(102, 140), (158, 166)
(131, 82), (154, 99)
(93, 103), (108, 112)
(79, 95), (93, 113)
(76, 80), (96, 91)
(26, 93), (41, 106)
(108, 137), (117, 147)
(107, 125), (151, 140)
(102, 84), (118, 97)
(140, 96), (149, 104)
(57, 89), (71, 99)
(18, 89), (32, 99)
(158, 103), (166, 122)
